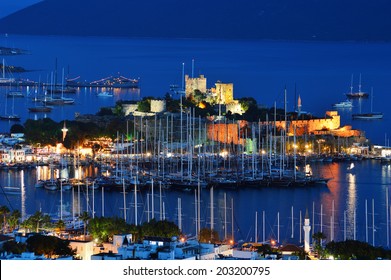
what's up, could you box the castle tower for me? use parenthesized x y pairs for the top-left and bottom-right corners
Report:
(303, 209), (311, 253)
(185, 74), (207, 98)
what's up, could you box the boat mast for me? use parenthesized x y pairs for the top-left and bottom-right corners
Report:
(365, 199), (368, 243)
(159, 181), (163, 221)
(372, 199), (375, 246)
(210, 186), (214, 232)
(134, 182), (138, 226)
(277, 211), (280, 243)
(195, 189), (198, 239)
(262, 210), (265, 242)
(178, 197), (182, 232)
(387, 187), (389, 248)
(231, 198), (234, 242)
(101, 185), (104, 217)
(151, 178), (154, 219)
(92, 181), (95, 219)
(122, 178), (127, 222)
(224, 192), (227, 240)
(350, 74), (354, 95)
(255, 211), (258, 243)
(60, 181), (63, 220)
(291, 206), (294, 239)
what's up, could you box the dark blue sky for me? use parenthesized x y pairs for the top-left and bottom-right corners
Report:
(1, 0), (391, 41)
(0, 0), (41, 18)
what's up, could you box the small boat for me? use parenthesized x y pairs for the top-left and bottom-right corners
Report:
(46, 86), (77, 94)
(97, 91), (114, 97)
(7, 91), (24, 98)
(44, 180), (59, 191)
(352, 112), (383, 120)
(346, 91), (369, 99)
(43, 96), (75, 105)
(35, 180), (45, 188)
(0, 114), (20, 121)
(345, 74), (369, 99)
(1, 186), (21, 195)
(28, 106), (53, 112)
(332, 100), (353, 109)
(352, 89), (383, 120)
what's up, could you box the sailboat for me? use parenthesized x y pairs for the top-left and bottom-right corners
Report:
(352, 88), (383, 120)
(345, 74), (369, 99)
(43, 69), (75, 105)
(28, 79), (53, 112)
(0, 91), (20, 121)
(0, 58), (15, 84)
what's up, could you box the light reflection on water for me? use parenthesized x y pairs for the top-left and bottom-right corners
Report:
(0, 160), (390, 248)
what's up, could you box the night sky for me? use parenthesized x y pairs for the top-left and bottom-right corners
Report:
(1, 0), (391, 41)
(0, 0), (41, 18)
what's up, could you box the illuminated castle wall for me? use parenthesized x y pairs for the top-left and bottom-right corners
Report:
(266, 111), (361, 137)
(212, 81), (234, 104)
(206, 111), (361, 145)
(272, 111), (341, 135)
(150, 99), (166, 113)
(185, 74), (207, 98)
(206, 121), (247, 145)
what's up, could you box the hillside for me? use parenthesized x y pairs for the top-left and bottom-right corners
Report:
(0, 0), (391, 41)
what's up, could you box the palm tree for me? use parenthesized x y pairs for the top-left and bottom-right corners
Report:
(8, 210), (21, 232)
(312, 231), (327, 258)
(79, 211), (90, 240)
(56, 219), (66, 233)
(0, 205), (10, 233)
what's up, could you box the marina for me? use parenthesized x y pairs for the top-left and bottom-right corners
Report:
(1, 34), (391, 254)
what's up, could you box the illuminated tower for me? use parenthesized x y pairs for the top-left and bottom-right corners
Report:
(297, 95), (302, 115)
(61, 121), (68, 141)
(303, 209), (311, 253)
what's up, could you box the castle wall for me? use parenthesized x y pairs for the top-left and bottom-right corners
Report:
(206, 121), (247, 145)
(185, 74), (207, 98)
(214, 82), (233, 104)
(150, 99), (166, 113)
(226, 100), (244, 115)
(122, 104), (138, 116)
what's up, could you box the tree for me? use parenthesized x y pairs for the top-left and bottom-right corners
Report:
(79, 211), (90, 240)
(89, 216), (133, 243)
(22, 211), (52, 233)
(326, 240), (391, 260)
(2, 240), (26, 254)
(141, 219), (180, 238)
(10, 124), (24, 134)
(312, 231), (327, 258)
(113, 101), (125, 117)
(26, 235), (76, 258)
(8, 209), (21, 232)
(55, 219), (66, 233)
(0, 205), (10, 233)
(137, 98), (151, 112)
(199, 227), (219, 243)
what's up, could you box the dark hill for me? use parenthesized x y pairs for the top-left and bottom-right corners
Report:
(1, 0), (391, 41)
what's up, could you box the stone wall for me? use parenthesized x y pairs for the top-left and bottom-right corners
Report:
(122, 104), (138, 116)
(150, 99), (166, 113)
(213, 82), (234, 104)
(185, 74), (207, 98)
(226, 100), (244, 115)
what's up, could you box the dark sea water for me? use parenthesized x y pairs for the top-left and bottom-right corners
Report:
(1, 35), (391, 247)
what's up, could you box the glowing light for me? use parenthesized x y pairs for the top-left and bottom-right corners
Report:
(219, 150), (228, 158)
(61, 121), (68, 141)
